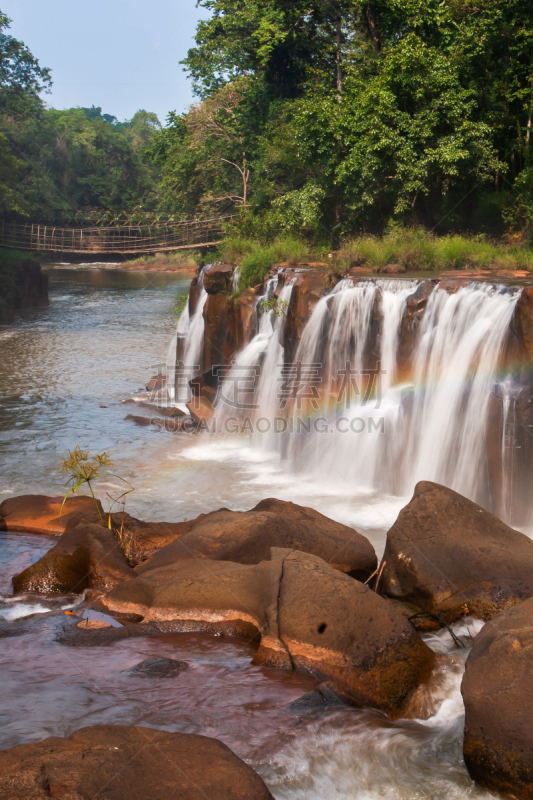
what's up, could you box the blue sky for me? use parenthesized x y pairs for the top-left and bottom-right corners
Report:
(1, 0), (210, 124)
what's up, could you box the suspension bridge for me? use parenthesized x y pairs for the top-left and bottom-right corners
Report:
(0, 215), (236, 255)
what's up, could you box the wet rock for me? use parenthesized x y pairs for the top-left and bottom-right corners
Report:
(103, 547), (434, 712)
(136, 497), (377, 581)
(0, 494), (103, 536)
(378, 264), (406, 274)
(381, 481), (533, 623)
(186, 395), (215, 423)
(397, 281), (437, 376)
(127, 656), (188, 678)
(462, 596), (533, 799)
(0, 724), (274, 800)
(12, 522), (134, 595)
(202, 293), (229, 372)
(288, 269), (331, 343)
(203, 262), (233, 294)
(517, 287), (533, 368)
(124, 413), (193, 432)
(239, 286), (262, 345)
(145, 373), (167, 392)
(105, 512), (206, 564)
(496, 269), (529, 279)
(287, 681), (349, 710)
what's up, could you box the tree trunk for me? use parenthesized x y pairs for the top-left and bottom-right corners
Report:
(242, 156), (249, 207)
(365, 3), (380, 55)
(526, 76), (533, 150)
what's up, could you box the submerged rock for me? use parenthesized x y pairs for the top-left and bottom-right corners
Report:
(126, 656), (188, 678)
(136, 497), (377, 581)
(0, 724), (274, 799)
(381, 481), (533, 623)
(287, 682), (349, 711)
(0, 494), (103, 535)
(102, 547), (434, 712)
(462, 596), (533, 799)
(12, 522), (134, 595)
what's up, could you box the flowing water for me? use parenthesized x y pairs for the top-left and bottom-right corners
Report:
(0, 267), (524, 798)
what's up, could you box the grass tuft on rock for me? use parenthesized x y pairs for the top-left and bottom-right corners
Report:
(218, 237), (309, 288)
(334, 229), (533, 272)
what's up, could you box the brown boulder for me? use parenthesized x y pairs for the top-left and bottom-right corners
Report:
(381, 481), (533, 623)
(103, 547), (434, 712)
(0, 494), (103, 536)
(0, 724), (273, 800)
(12, 522), (134, 595)
(136, 497), (377, 581)
(107, 511), (206, 563)
(203, 262), (233, 294)
(462, 596), (533, 799)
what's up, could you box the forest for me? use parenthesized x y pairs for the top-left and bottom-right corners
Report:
(1, 1), (532, 241)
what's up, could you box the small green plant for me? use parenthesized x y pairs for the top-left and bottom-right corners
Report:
(259, 297), (289, 317)
(174, 296), (188, 315)
(60, 446), (134, 529)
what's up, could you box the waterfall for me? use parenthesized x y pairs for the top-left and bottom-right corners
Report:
(284, 279), (520, 511)
(214, 275), (295, 428)
(179, 268), (524, 521)
(183, 266), (209, 374)
(406, 283), (520, 501)
(231, 266), (241, 293)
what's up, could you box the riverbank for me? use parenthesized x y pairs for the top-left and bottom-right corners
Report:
(215, 229), (533, 290)
(0, 249), (49, 324)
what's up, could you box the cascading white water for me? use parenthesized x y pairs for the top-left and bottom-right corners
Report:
(231, 266), (241, 293)
(182, 266), (209, 374)
(214, 276), (295, 429)
(379, 279), (420, 392)
(406, 283), (520, 500)
(284, 279), (520, 510)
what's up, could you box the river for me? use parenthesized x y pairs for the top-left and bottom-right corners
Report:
(0, 267), (496, 799)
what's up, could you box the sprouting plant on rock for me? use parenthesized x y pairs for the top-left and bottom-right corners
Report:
(174, 295), (188, 316)
(60, 445), (134, 529)
(259, 297), (289, 317)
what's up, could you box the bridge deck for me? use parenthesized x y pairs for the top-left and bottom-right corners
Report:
(0, 216), (234, 255)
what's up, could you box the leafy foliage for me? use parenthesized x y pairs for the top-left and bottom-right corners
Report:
(0, 13), (161, 222)
(60, 446), (134, 528)
(151, 0), (533, 240)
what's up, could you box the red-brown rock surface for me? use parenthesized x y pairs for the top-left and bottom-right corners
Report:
(462, 596), (533, 799)
(203, 262), (233, 294)
(12, 522), (134, 594)
(137, 497), (377, 581)
(381, 481), (533, 622)
(102, 547), (434, 712)
(0, 495), (103, 536)
(0, 725), (274, 800)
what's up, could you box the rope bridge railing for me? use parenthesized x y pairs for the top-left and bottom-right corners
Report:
(0, 215), (237, 254)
